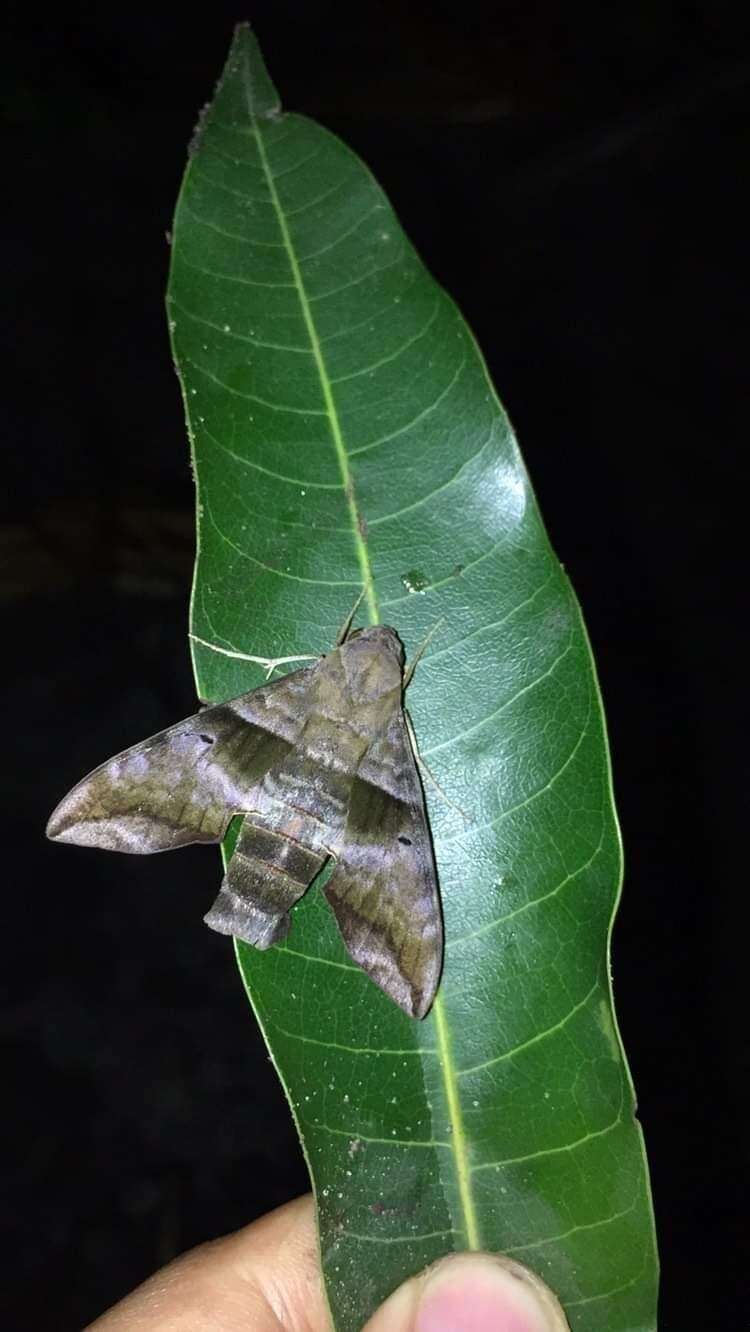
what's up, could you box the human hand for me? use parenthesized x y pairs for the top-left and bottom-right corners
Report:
(88, 1194), (570, 1332)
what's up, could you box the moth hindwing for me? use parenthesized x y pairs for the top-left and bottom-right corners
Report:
(47, 625), (442, 1019)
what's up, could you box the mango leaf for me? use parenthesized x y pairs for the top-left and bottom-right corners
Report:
(167, 25), (658, 1332)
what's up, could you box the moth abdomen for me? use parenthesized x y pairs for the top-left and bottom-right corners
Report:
(242, 823), (324, 883)
(204, 820), (325, 950)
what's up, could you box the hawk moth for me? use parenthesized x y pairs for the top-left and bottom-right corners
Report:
(47, 625), (442, 1019)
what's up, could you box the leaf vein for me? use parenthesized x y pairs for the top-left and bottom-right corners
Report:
(247, 84), (379, 621)
(267, 1018), (436, 1058)
(275, 945), (360, 973)
(184, 354), (327, 416)
(503, 1200), (638, 1257)
(423, 576), (555, 666)
(329, 299), (441, 385)
(204, 498), (360, 588)
(189, 160), (276, 205)
(169, 295), (310, 353)
(457, 979), (599, 1076)
(348, 352), (467, 457)
(178, 253), (296, 291)
(564, 1260), (648, 1308)
(432, 995), (482, 1249)
(318, 272), (424, 345)
(201, 423), (343, 490)
(284, 181), (347, 218)
(447, 823), (607, 948)
(336, 1227), (459, 1246)
(369, 421), (496, 528)
(440, 691), (593, 846)
(470, 1110), (624, 1173)
(423, 641), (575, 758)
(182, 199), (287, 248)
(298, 202), (385, 262)
(307, 249), (407, 304)
(312, 1121), (452, 1149)
(267, 145), (323, 181)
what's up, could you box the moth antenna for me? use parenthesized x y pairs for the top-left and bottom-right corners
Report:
(405, 709), (470, 823)
(335, 588), (366, 645)
(403, 618), (445, 690)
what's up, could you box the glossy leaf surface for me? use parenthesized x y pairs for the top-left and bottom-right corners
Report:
(167, 27), (658, 1332)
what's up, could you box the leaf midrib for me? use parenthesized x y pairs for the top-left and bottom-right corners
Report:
(243, 61), (481, 1254)
(247, 102), (379, 624)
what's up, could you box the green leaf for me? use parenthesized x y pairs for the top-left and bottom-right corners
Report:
(167, 25), (658, 1332)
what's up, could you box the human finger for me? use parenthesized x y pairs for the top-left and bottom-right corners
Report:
(87, 1193), (324, 1332)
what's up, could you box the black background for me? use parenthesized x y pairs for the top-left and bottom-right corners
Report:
(4, 3), (748, 1327)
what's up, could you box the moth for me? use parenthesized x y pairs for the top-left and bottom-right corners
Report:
(47, 625), (442, 1019)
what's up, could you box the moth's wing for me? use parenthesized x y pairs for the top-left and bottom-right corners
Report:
(46, 666), (316, 853)
(325, 709), (442, 1020)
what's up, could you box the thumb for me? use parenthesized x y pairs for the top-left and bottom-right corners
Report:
(364, 1252), (570, 1332)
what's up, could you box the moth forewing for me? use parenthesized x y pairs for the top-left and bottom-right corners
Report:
(46, 625), (442, 1018)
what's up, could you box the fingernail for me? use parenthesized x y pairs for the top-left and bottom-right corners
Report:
(414, 1253), (569, 1332)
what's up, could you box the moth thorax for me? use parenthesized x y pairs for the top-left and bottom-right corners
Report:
(350, 653), (402, 704)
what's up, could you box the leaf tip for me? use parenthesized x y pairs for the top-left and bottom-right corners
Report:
(226, 23), (282, 121)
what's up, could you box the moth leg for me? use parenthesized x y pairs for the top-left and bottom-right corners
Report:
(404, 710), (470, 823)
(402, 618), (445, 689)
(335, 588), (366, 645)
(204, 818), (327, 948)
